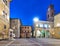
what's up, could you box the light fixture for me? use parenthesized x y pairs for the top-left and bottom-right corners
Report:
(40, 24), (43, 27)
(33, 17), (39, 22)
(49, 25), (50, 28)
(36, 24), (38, 27)
(2, 11), (4, 15)
(56, 23), (60, 27)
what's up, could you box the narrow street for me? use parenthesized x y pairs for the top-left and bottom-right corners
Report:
(0, 38), (60, 46)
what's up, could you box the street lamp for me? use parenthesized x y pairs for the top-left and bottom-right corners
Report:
(33, 17), (39, 38)
(56, 23), (60, 27)
(33, 17), (39, 22)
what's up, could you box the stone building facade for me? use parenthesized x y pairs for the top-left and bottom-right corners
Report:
(20, 26), (32, 38)
(34, 21), (53, 38)
(0, 0), (11, 39)
(54, 13), (60, 27)
(10, 18), (21, 38)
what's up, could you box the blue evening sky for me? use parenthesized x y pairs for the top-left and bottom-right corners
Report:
(10, 0), (60, 25)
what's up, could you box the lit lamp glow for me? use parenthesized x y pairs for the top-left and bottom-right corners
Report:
(57, 23), (60, 27)
(36, 24), (38, 27)
(37, 30), (41, 36)
(49, 25), (50, 28)
(40, 24), (43, 27)
(52, 32), (55, 34)
(33, 17), (39, 22)
(2, 11), (3, 15)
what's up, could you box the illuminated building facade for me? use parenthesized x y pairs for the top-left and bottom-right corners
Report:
(34, 21), (53, 38)
(49, 13), (60, 38)
(54, 13), (60, 27)
(0, 0), (11, 39)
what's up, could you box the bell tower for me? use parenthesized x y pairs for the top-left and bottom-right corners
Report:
(47, 4), (54, 22)
(47, 0), (54, 28)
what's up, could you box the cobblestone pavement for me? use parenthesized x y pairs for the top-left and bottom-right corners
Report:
(0, 38), (60, 46)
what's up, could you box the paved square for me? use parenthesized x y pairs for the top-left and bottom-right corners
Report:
(0, 38), (60, 46)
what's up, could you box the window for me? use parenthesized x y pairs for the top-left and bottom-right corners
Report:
(3, 0), (5, 3)
(12, 20), (15, 23)
(38, 24), (40, 28)
(3, 11), (5, 14)
(44, 24), (48, 28)
(3, 0), (7, 6)
(5, 1), (7, 5)
(39, 24), (43, 27)
(4, 25), (6, 29)
(48, 15), (49, 18)
(25, 27), (26, 28)
(28, 31), (29, 33)
(27, 27), (29, 29)
(3, 11), (7, 18)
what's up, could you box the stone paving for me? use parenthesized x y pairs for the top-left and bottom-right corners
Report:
(0, 40), (12, 46)
(0, 38), (60, 46)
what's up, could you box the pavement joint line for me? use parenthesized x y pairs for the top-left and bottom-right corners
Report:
(28, 39), (43, 46)
(5, 40), (14, 46)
